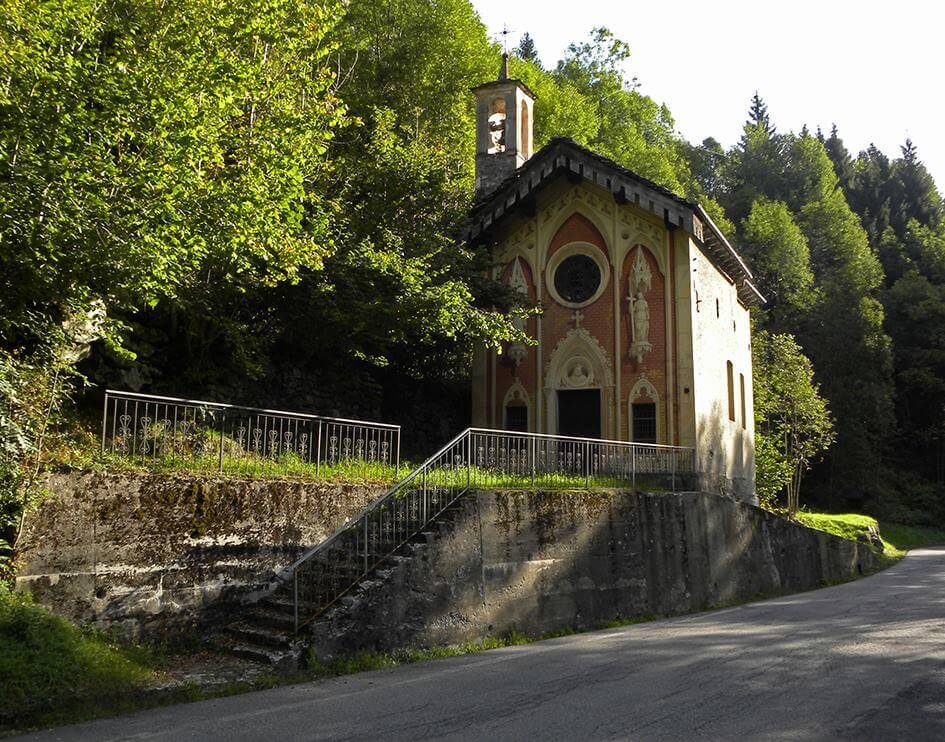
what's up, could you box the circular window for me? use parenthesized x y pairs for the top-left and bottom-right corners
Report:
(554, 254), (601, 304)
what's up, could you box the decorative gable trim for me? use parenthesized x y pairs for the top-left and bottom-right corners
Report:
(467, 137), (764, 307)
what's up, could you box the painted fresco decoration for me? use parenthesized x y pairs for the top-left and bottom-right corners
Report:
(628, 248), (653, 364)
(507, 257), (529, 367)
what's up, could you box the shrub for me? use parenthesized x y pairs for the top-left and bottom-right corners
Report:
(0, 587), (153, 728)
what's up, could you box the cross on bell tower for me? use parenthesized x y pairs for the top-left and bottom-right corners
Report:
(497, 23), (513, 55)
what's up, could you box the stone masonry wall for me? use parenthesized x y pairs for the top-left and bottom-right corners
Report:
(16, 471), (385, 639)
(309, 489), (878, 658)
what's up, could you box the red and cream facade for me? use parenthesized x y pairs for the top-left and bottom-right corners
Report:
(469, 67), (763, 501)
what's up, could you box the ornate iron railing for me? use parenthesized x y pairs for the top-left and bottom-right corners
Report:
(101, 389), (400, 479)
(289, 427), (695, 630)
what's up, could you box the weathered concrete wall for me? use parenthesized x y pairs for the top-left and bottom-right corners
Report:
(310, 489), (877, 657)
(16, 471), (385, 639)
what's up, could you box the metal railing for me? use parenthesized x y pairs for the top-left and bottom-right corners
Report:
(101, 389), (400, 479)
(290, 427), (695, 630)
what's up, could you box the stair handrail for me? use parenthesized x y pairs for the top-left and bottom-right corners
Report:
(287, 427), (696, 631)
(282, 427), (471, 577)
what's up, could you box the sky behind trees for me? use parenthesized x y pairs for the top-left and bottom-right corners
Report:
(473, 0), (945, 188)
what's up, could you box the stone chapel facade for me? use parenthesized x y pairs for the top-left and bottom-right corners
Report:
(468, 60), (764, 501)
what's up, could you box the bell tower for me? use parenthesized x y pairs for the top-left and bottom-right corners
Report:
(472, 54), (536, 198)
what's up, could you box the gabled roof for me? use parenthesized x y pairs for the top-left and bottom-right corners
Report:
(467, 137), (764, 307)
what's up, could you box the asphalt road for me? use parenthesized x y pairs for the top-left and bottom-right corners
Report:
(18, 547), (945, 741)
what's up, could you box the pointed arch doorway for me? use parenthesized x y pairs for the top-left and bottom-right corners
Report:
(544, 327), (615, 439)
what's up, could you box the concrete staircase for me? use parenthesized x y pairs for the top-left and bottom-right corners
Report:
(210, 495), (472, 670)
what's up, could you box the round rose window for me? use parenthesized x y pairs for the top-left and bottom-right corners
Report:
(553, 254), (601, 305)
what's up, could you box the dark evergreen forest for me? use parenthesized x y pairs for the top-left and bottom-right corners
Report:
(2, 0), (944, 542)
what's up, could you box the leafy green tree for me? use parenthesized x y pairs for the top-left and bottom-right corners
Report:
(721, 95), (786, 225)
(683, 137), (725, 201)
(753, 329), (835, 514)
(722, 107), (894, 502)
(847, 145), (895, 243)
(507, 56), (601, 149)
(740, 199), (815, 330)
(797, 184), (893, 498)
(877, 223), (945, 485)
(0, 0), (349, 354)
(744, 91), (776, 138)
(554, 27), (691, 193)
(199, 0), (532, 426)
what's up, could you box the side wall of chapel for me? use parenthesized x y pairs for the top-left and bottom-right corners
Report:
(687, 237), (756, 501)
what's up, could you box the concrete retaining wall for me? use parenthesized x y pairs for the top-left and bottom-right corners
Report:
(310, 489), (878, 657)
(16, 471), (386, 639)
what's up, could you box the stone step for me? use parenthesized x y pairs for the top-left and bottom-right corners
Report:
(219, 640), (300, 671)
(243, 604), (297, 631)
(215, 493), (473, 667)
(223, 621), (295, 649)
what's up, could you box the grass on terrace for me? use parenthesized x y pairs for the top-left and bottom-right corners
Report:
(44, 426), (402, 485)
(47, 426), (689, 491)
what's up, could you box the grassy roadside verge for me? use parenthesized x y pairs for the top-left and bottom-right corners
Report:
(0, 588), (292, 736)
(1, 588), (156, 734)
(795, 512), (945, 564)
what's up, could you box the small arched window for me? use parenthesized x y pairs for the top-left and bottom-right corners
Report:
(739, 373), (747, 429)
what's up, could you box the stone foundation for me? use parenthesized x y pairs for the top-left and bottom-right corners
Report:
(309, 489), (878, 658)
(16, 471), (386, 639)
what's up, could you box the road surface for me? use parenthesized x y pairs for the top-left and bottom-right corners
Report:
(18, 547), (945, 741)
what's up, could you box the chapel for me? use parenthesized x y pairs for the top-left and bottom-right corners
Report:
(468, 57), (764, 500)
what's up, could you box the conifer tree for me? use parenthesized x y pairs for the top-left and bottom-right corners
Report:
(849, 145), (895, 242)
(889, 139), (943, 235)
(823, 125), (855, 193)
(516, 32), (540, 64)
(744, 91), (775, 137)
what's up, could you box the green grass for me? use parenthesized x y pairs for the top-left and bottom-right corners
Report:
(796, 511), (884, 542)
(0, 588), (156, 732)
(0, 589), (294, 734)
(877, 522), (945, 550)
(99, 451), (401, 485)
(795, 511), (945, 563)
(42, 423), (403, 485)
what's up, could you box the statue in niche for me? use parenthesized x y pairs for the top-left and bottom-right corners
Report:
(488, 114), (506, 153)
(628, 249), (653, 364)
